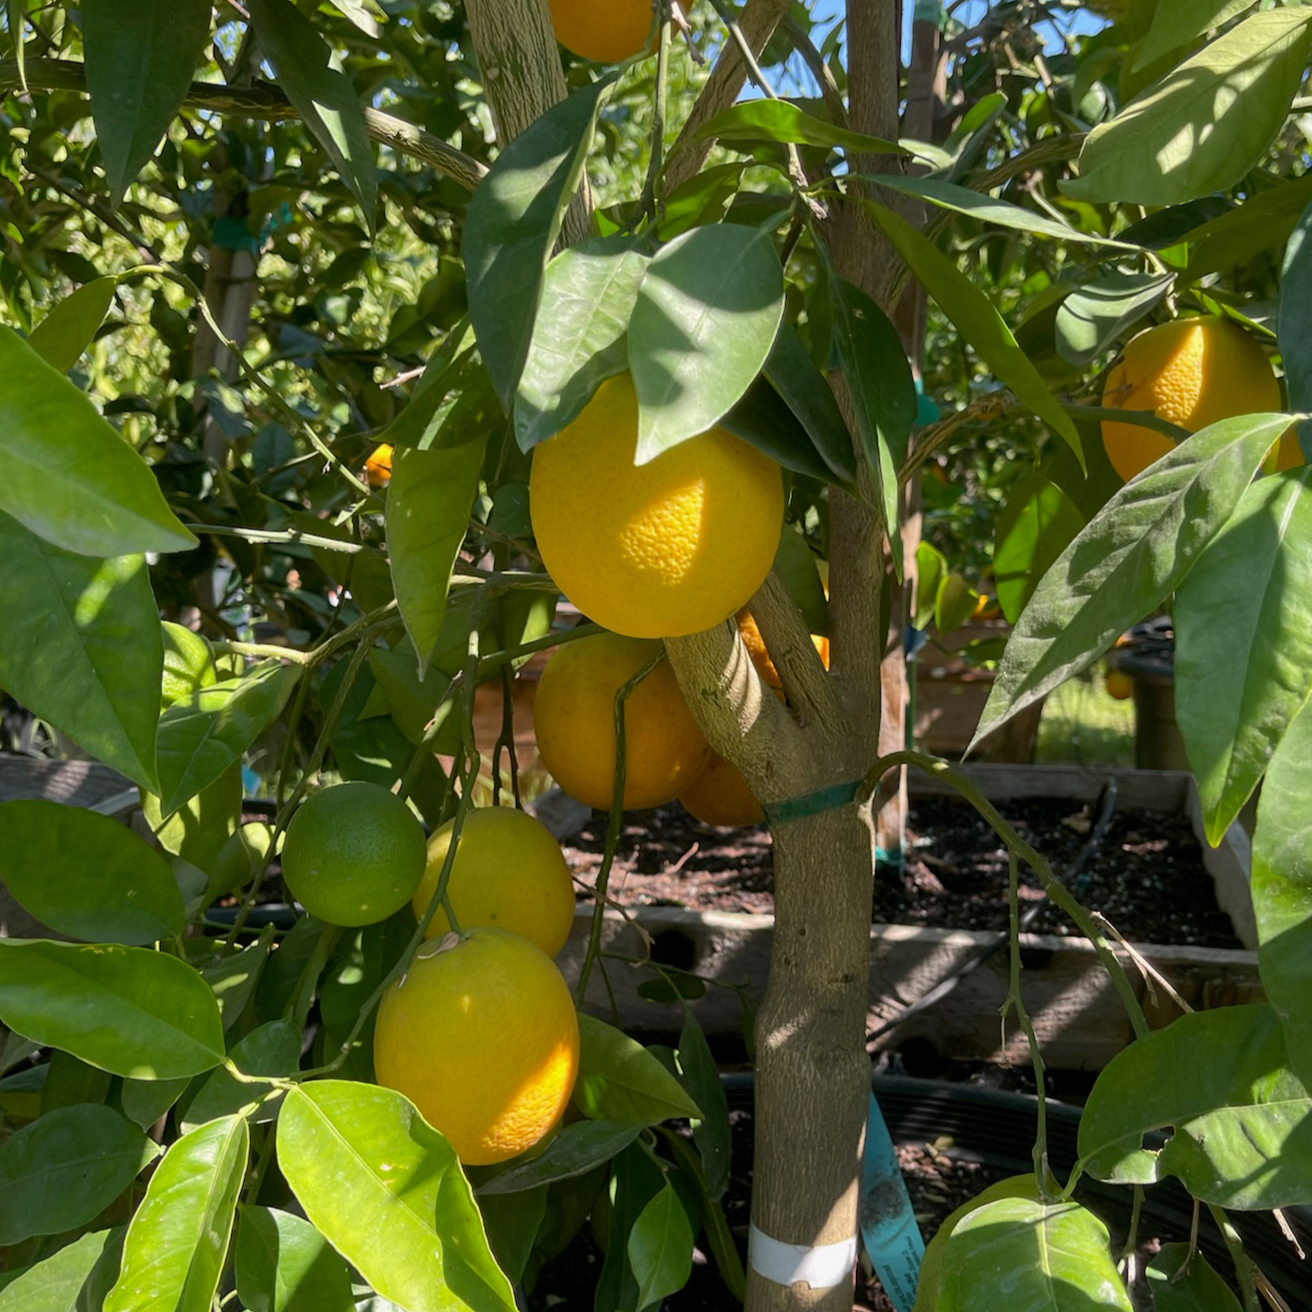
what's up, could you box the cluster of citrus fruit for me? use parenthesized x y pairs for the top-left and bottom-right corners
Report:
(1100, 315), (1301, 481)
(281, 781), (579, 1165)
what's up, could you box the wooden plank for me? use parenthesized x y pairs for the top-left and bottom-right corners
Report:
(910, 761), (1193, 812)
(557, 908), (1264, 1069)
(0, 758), (134, 810)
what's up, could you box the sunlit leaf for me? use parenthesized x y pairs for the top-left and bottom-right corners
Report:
(235, 1206), (355, 1312)
(573, 1015), (702, 1125)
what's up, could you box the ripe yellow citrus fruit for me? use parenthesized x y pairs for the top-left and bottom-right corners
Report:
(1105, 670), (1135, 702)
(413, 806), (575, 957)
(281, 781), (426, 926)
(548, 0), (662, 63)
(374, 927), (580, 1165)
(364, 443), (393, 487)
(736, 611), (830, 689)
(680, 752), (764, 828)
(533, 630), (710, 811)
(1101, 317), (1282, 482)
(530, 374), (784, 640)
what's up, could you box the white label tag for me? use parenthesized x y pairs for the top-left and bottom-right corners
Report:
(747, 1226), (858, 1290)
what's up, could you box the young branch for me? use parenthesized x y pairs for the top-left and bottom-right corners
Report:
(747, 568), (842, 734)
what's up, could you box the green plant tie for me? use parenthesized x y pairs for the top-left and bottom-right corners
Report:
(763, 779), (864, 825)
(912, 0), (945, 28)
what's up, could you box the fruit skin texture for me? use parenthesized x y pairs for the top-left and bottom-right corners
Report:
(281, 781), (426, 927)
(680, 751), (764, 828)
(1101, 317), (1281, 482)
(548, 0), (658, 63)
(413, 806), (575, 957)
(533, 631), (710, 811)
(530, 374), (784, 640)
(364, 443), (393, 487)
(374, 927), (580, 1165)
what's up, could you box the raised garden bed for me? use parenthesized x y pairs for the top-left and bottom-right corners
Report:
(555, 764), (1261, 1070)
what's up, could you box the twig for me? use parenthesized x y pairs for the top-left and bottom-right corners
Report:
(640, 1), (673, 222)
(1209, 1205), (1262, 1312)
(1091, 911), (1193, 1017)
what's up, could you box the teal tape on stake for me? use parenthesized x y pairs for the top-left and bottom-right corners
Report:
(860, 1093), (924, 1312)
(762, 779), (862, 825)
(912, 0), (945, 27)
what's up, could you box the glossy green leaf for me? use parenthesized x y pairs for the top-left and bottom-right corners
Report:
(105, 1115), (248, 1312)
(628, 1185), (694, 1311)
(1135, 0), (1256, 71)
(478, 1188), (547, 1286)
(1176, 473), (1312, 843)
(4, 0), (29, 91)
(933, 1196), (1131, 1311)
(0, 941), (224, 1080)
(464, 79), (614, 408)
(0, 331), (196, 558)
(27, 278), (118, 372)
(1146, 1244), (1243, 1312)
(183, 1019), (301, 1132)
(972, 413), (1289, 752)
(142, 762), (241, 879)
(1054, 271), (1175, 368)
(155, 661), (300, 819)
(935, 573), (980, 636)
(719, 374), (852, 488)
(1067, 9), (1312, 206)
(1186, 174), (1312, 282)
(0, 1229), (121, 1312)
(160, 623), (219, 709)
(773, 527), (830, 636)
(761, 323), (855, 485)
(248, 0), (378, 225)
(376, 348), (501, 455)
(277, 1081), (516, 1312)
(0, 1105), (158, 1246)
(478, 1121), (644, 1195)
(915, 542), (949, 631)
(595, 1143), (667, 1312)
(573, 1015), (703, 1125)
(829, 272), (916, 574)
(387, 439), (489, 671)
(0, 800), (185, 944)
(367, 641), (461, 752)
(121, 1076), (190, 1131)
(81, 0), (212, 199)
(0, 515), (161, 790)
(678, 1010), (730, 1202)
(696, 99), (905, 157)
(514, 236), (649, 451)
(1279, 198), (1312, 461)
(201, 929), (276, 1030)
(863, 201), (1080, 459)
(629, 224), (785, 462)
(993, 475), (1085, 625)
(1252, 698), (1312, 1088)
(1079, 1004), (1312, 1208)
(235, 1206), (355, 1312)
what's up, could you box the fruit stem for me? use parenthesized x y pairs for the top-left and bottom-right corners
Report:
(639, 1), (673, 224)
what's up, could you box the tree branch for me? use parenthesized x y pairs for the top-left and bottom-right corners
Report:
(0, 59), (488, 192)
(748, 568), (842, 736)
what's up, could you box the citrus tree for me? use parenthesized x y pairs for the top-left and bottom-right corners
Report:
(2, 2), (1312, 1311)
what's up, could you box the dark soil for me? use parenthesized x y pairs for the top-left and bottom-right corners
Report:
(564, 797), (1244, 949)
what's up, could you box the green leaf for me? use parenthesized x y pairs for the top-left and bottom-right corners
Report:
(4, 0), (29, 92)
(1054, 271), (1175, 368)
(1186, 174), (1312, 282)
(933, 1196), (1132, 1311)
(0, 330), (197, 557)
(478, 1188), (547, 1286)
(122, 1076), (190, 1131)
(719, 374), (853, 489)
(677, 1010), (730, 1202)
(0, 800), (186, 944)
(142, 762), (242, 880)
(915, 541), (949, 631)
(387, 439), (489, 671)
(0, 514), (161, 791)
(862, 201), (1081, 460)
(573, 1015), (703, 1125)
(248, 0), (378, 225)
(366, 641), (461, 753)
(27, 278), (118, 372)
(183, 1019), (301, 1132)
(971, 413), (1289, 752)
(696, 99), (906, 158)
(0, 1105), (158, 1246)
(278, 1082), (516, 1312)
(155, 661), (300, 818)
(628, 1185), (694, 1311)
(81, 0), (212, 199)
(1066, 9), (1312, 207)
(464, 78), (614, 409)
(514, 236), (650, 451)
(628, 224), (785, 463)
(1146, 1244), (1243, 1312)
(829, 270), (915, 575)
(478, 1121), (644, 1195)
(1078, 1004), (1312, 1208)
(0, 1229), (122, 1312)
(934, 573), (979, 636)
(105, 1115), (248, 1312)
(1176, 473), (1312, 843)
(1279, 198), (1312, 460)
(992, 475), (1085, 625)
(761, 323), (856, 485)
(0, 941), (224, 1080)
(1252, 698), (1312, 1089)
(235, 1206), (355, 1312)
(595, 1144), (667, 1312)
(201, 929), (275, 1030)
(1135, 0), (1263, 73)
